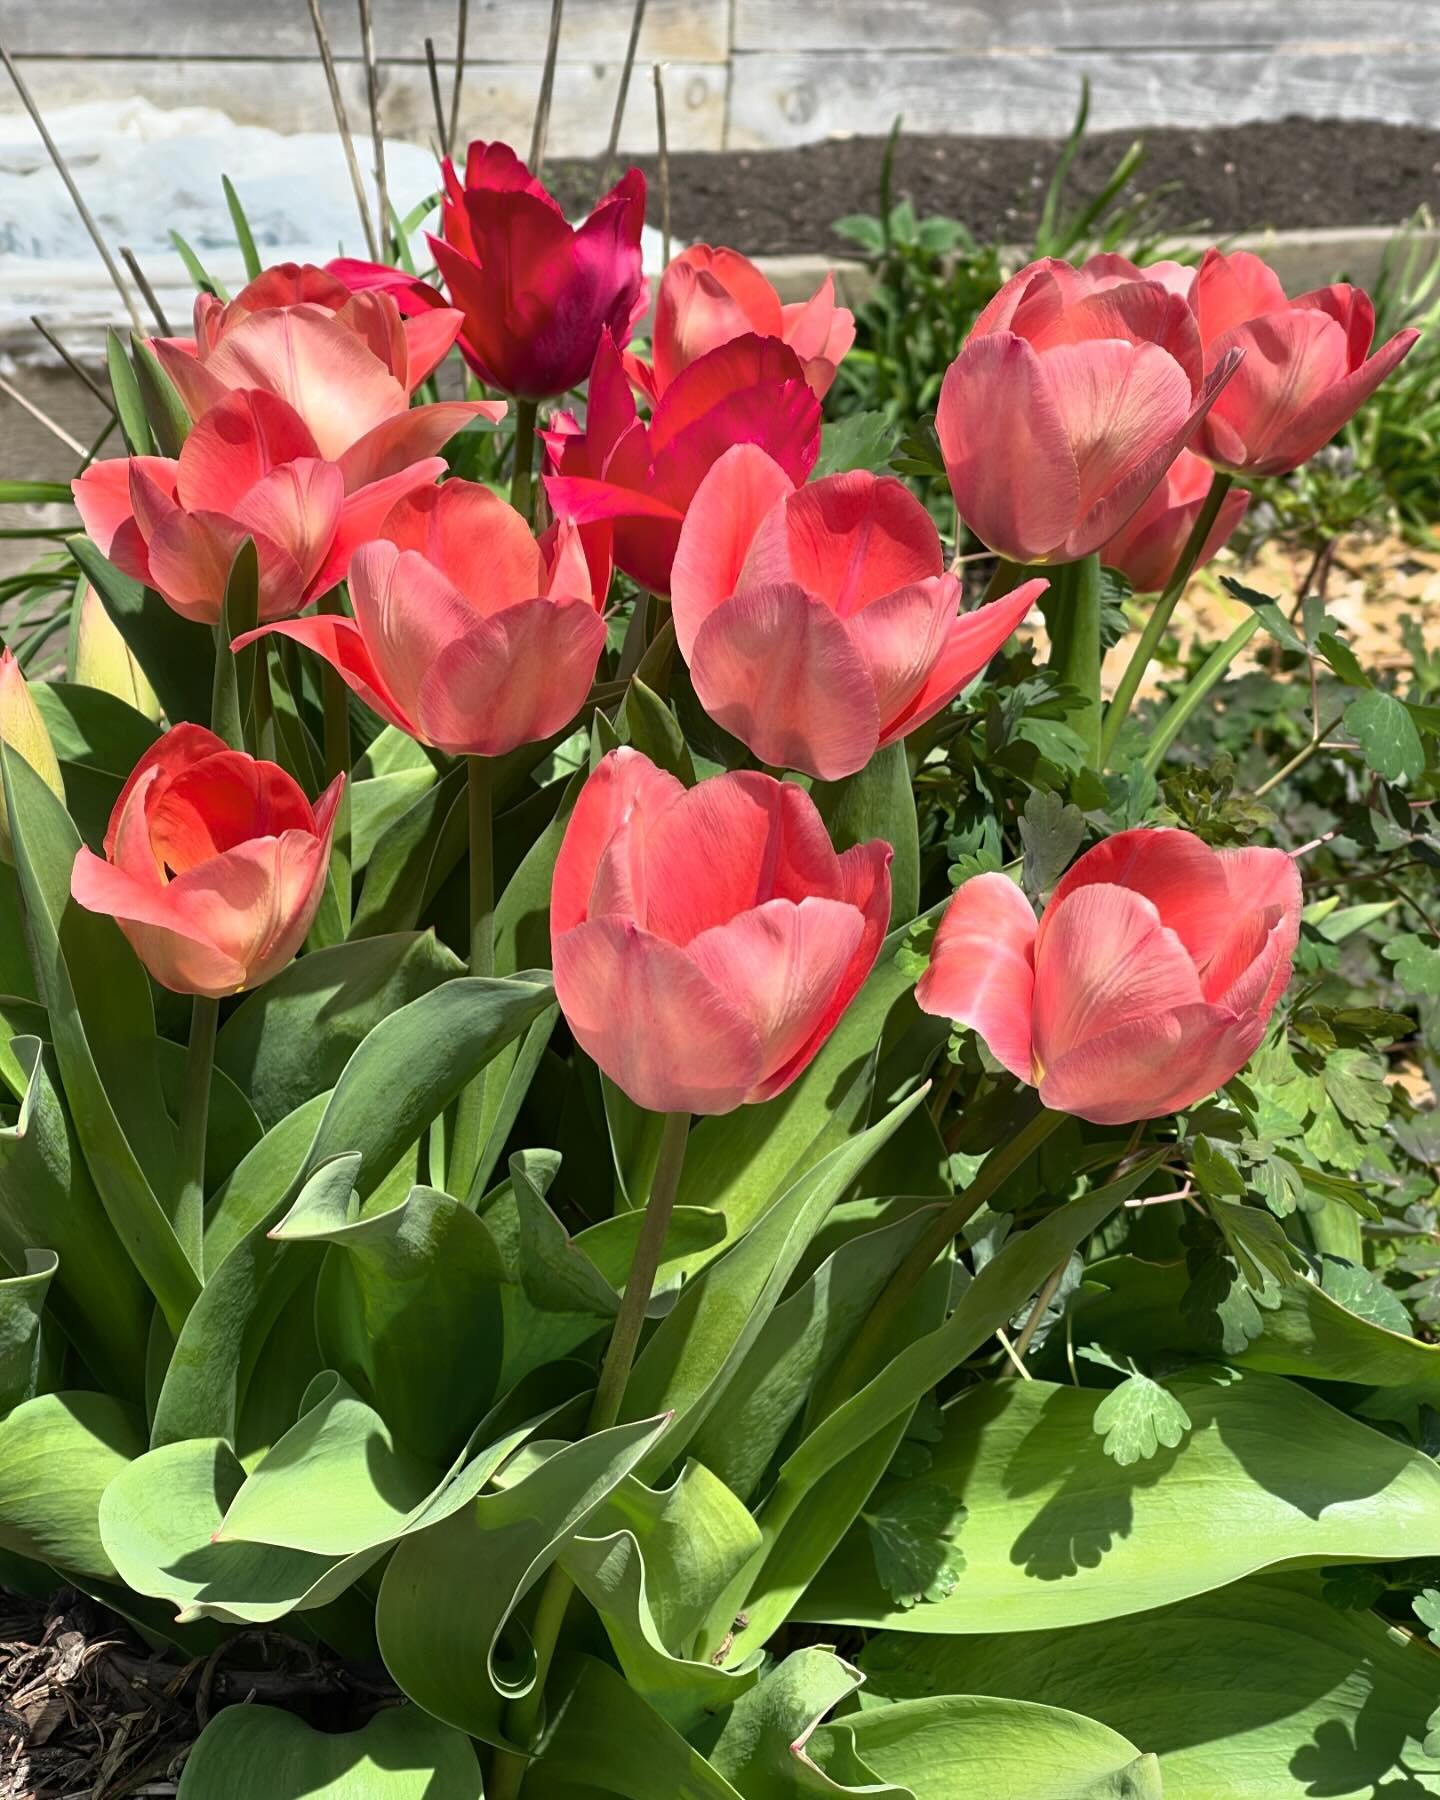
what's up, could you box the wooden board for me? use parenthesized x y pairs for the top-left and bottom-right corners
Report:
(7, 57), (727, 155)
(726, 47), (1440, 145)
(7, 0), (729, 64)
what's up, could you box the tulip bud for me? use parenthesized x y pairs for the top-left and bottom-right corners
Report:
(73, 582), (162, 721)
(0, 649), (65, 864)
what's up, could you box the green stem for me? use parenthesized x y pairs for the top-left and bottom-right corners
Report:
(1253, 711), (1345, 800)
(1039, 553), (1103, 772)
(510, 398), (539, 524)
(318, 588), (352, 931)
(1099, 470), (1235, 767)
(175, 993), (218, 1277)
(817, 1107), (1066, 1418)
(981, 557), (1026, 604)
(449, 755), (496, 1205)
(250, 640), (274, 760)
(1141, 614), (1260, 777)
(490, 1111), (690, 1799)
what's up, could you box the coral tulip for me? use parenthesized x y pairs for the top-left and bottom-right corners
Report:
(235, 481), (608, 758)
(429, 141), (647, 401)
(916, 828), (1300, 1125)
(545, 330), (822, 594)
(1098, 448), (1250, 594)
(150, 261), (502, 470)
(551, 750), (891, 1115)
(670, 445), (1046, 779)
(0, 649), (65, 863)
(936, 254), (1240, 565)
(73, 389), (447, 626)
(1188, 248), (1420, 476)
(71, 725), (342, 997)
(626, 246), (855, 403)
(324, 257), (451, 318)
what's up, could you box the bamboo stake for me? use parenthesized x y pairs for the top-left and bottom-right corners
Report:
(424, 37), (449, 155)
(120, 248), (173, 336)
(447, 0), (469, 159)
(593, 0), (647, 202)
(356, 0), (391, 257)
(304, 0), (381, 260)
(0, 373), (89, 458)
(529, 0), (566, 177)
(30, 319), (114, 408)
(653, 63), (671, 265)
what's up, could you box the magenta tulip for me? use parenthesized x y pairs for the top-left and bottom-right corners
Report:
(1189, 249), (1420, 476)
(669, 445), (1047, 779)
(551, 749), (891, 1115)
(1098, 448), (1251, 594)
(936, 254), (1239, 566)
(916, 828), (1301, 1125)
(235, 480), (608, 758)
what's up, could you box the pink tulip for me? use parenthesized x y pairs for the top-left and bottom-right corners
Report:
(936, 254), (1240, 566)
(669, 445), (1047, 779)
(625, 246), (855, 403)
(235, 480), (608, 758)
(1188, 249), (1419, 476)
(916, 828), (1300, 1125)
(323, 256), (451, 318)
(1098, 448), (1250, 593)
(551, 749), (891, 1115)
(429, 141), (647, 401)
(73, 389), (446, 625)
(71, 725), (342, 998)
(544, 330), (822, 595)
(150, 261), (502, 471)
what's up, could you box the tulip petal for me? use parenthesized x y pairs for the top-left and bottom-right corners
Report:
(401, 307), (466, 389)
(1039, 1002), (1260, 1127)
(916, 872), (1038, 1083)
(346, 540), (479, 729)
(840, 574), (959, 730)
(174, 389), (321, 516)
(880, 576), (1045, 744)
(552, 918), (763, 1115)
(1192, 248), (1290, 346)
(144, 508), (252, 624)
(1209, 845), (1301, 1014)
(1045, 338), (1195, 519)
(649, 334), (811, 457)
(103, 723), (228, 859)
(1196, 310), (1351, 474)
(151, 336), (230, 422)
(654, 252), (779, 392)
(670, 443), (795, 661)
(1045, 826), (1231, 966)
(73, 456), (180, 584)
(147, 751), (316, 872)
(379, 480), (546, 612)
(689, 582), (881, 782)
(308, 457), (448, 599)
(232, 459), (345, 603)
(742, 472), (943, 618)
(1261, 328), (1420, 476)
(71, 847), (249, 995)
(336, 400), (503, 494)
(550, 747), (686, 938)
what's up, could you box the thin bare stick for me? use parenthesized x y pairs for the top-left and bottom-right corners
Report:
(30, 318), (114, 407)
(356, 0), (391, 257)
(653, 62), (671, 265)
(529, 0), (566, 177)
(424, 37), (449, 155)
(0, 372), (89, 457)
(305, 0), (381, 260)
(120, 248), (172, 336)
(594, 0), (648, 202)
(447, 0), (469, 159)
(994, 1327), (1033, 1381)
(0, 34), (142, 332)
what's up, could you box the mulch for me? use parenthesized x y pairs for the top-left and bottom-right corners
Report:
(547, 118), (1440, 257)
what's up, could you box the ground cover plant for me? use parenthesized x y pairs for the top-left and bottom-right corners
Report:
(2, 66), (1440, 1800)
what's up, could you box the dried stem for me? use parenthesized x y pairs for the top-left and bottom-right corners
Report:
(447, 0), (469, 159)
(30, 318), (114, 407)
(425, 37), (449, 154)
(0, 372), (89, 457)
(529, 0), (566, 177)
(594, 0), (648, 202)
(356, 0), (391, 256)
(305, 0), (381, 260)
(653, 63), (671, 265)
(120, 247), (172, 335)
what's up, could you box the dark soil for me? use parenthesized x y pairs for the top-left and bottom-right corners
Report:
(549, 119), (1440, 258)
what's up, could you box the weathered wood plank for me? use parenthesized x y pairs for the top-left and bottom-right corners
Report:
(726, 48), (1440, 145)
(734, 2), (1440, 55)
(7, 0), (729, 65)
(6, 58), (726, 155)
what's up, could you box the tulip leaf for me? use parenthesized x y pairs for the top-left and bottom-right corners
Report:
(211, 538), (260, 752)
(221, 173), (264, 280)
(106, 326), (153, 455)
(509, 1153), (621, 1319)
(1346, 688), (1425, 783)
(31, 679), (161, 779)
(0, 1390), (145, 1580)
(800, 1370), (1440, 1633)
(0, 1249), (57, 1413)
(860, 1573), (1440, 1798)
(130, 333), (192, 457)
(69, 535), (215, 728)
(350, 761), (466, 939)
(812, 742), (920, 927)
(177, 1701), (483, 1799)
(619, 677), (695, 784)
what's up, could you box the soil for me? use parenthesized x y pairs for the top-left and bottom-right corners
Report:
(548, 118), (1440, 258)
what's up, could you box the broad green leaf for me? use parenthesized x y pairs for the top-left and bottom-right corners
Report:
(203, 1091), (330, 1271)
(177, 1702), (483, 1799)
(860, 1573), (1440, 1798)
(815, 1696), (1159, 1800)
(350, 762), (465, 938)
(352, 767), (437, 869)
(510, 1153), (621, 1318)
(0, 1039), (150, 1402)
(0, 1249), (56, 1411)
(575, 1204), (728, 1291)
(106, 325), (152, 453)
(211, 538), (260, 752)
(0, 1391), (144, 1579)
(215, 930), (464, 1128)
(799, 1370), (1440, 1632)
(619, 676), (695, 782)
(812, 742), (920, 927)
(31, 679), (160, 778)
(707, 1648), (901, 1798)
(69, 536), (215, 727)
(130, 333), (192, 457)
(376, 1417), (668, 1748)
(154, 1036), (263, 1194)
(1346, 688), (1425, 782)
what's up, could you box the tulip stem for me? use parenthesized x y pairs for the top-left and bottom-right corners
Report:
(1141, 613), (1260, 777)
(489, 1110), (690, 1800)
(449, 754), (495, 1204)
(1040, 553), (1103, 771)
(510, 398), (539, 524)
(817, 1105), (1067, 1418)
(317, 589), (352, 930)
(175, 993), (219, 1278)
(980, 557), (1027, 605)
(1099, 470), (1235, 768)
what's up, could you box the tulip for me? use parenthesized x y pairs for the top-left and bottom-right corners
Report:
(235, 480), (608, 758)
(669, 445), (1047, 779)
(551, 749), (891, 1115)
(936, 254), (1240, 566)
(545, 330), (822, 594)
(626, 246), (855, 403)
(429, 140), (647, 401)
(323, 256), (451, 319)
(150, 261), (502, 471)
(73, 389), (450, 626)
(916, 828), (1300, 1126)
(71, 724), (342, 997)
(0, 649), (65, 863)
(1098, 448), (1250, 594)
(1188, 249), (1420, 476)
